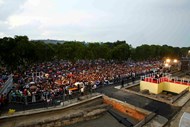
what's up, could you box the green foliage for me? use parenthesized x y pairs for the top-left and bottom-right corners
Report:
(0, 35), (189, 70)
(111, 43), (130, 60)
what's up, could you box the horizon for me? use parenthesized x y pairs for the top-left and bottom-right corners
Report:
(0, 0), (190, 47)
(1, 35), (190, 48)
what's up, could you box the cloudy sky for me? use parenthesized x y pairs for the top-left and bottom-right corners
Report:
(0, 0), (189, 47)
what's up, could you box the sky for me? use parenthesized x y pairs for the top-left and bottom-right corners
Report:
(0, 0), (190, 47)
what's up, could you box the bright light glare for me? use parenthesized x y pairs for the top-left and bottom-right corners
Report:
(165, 63), (169, 67)
(166, 59), (171, 63)
(173, 59), (178, 63)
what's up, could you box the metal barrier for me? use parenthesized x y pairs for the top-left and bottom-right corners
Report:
(0, 75), (13, 96)
(140, 72), (190, 85)
(0, 72), (145, 113)
(4, 87), (96, 112)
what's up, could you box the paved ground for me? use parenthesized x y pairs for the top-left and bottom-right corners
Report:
(166, 98), (190, 127)
(144, 115), (168, 127)
(66, 112), (125, 127)
(97, 84), (180, 120)
(68, 80), (181, 127)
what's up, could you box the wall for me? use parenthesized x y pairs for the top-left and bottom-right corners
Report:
(103, 96), (149, 121)
(140, 81), (160, 94)
(162, 82), (189, 94)
(140, 81), (189, 94)
(157, 83), (163, 94)
(0, 95), (106, 127)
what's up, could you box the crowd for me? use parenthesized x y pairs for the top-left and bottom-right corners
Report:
(2, 59), (162, 105)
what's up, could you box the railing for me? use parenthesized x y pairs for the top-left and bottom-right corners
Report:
(0, 71), (147, 114)
(0, 75), (13, 96)
(140, 73), (190, 85)
(3, 87), (97, 113)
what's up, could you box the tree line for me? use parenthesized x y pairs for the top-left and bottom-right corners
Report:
(0, 35), (189, 69)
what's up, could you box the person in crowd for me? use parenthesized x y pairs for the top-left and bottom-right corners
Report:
(92, 84), (97, 92)
(68, 89), (73, 99)
(32, 91), (36, 103)
(131, 72), (136, 84)
(121, 78), (124, 88)
(5, 59), (162, 105)
(80, 86), (84, 96)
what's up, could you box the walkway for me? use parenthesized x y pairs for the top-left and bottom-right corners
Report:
(97, 82), (180, 120)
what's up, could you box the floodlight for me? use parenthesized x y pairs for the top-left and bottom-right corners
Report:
(173, 59), (178, 63)
(165, 63), (169, 67)
(166, 59), (171, 63)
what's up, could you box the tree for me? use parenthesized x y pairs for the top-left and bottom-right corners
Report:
(0, 35), (189, 70)
(111, 43), (131, 60)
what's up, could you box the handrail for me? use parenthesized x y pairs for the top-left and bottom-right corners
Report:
(0, 75), (13, 95)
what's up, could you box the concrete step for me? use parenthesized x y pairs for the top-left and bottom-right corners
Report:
(173, 92), (190, 107)
(143, 115), (168, 127)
